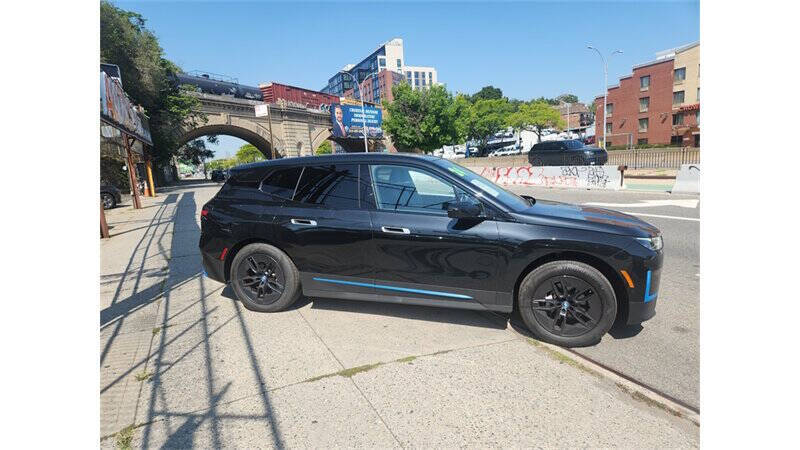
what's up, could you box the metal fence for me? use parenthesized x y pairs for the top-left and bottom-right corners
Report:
(606, 147), (700, 169)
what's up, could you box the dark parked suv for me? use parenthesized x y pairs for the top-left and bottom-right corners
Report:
(528, 139), (608, 166)
(200, 153), (662, 347)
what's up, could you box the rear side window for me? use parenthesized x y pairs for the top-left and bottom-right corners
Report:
(293, 164), (359, 209)
(260, 166), (303, 200)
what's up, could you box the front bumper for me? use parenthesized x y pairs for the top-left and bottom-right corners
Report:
(622, 245), (663, 325)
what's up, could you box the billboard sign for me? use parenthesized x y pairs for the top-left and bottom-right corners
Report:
(100, 71), (152, 146)
(330, 103), (383, 139)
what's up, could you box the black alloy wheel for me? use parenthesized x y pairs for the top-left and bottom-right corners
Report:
(530, 275), (602, 338)
(236, 253), (285, 305)
(102, 193), (116, 209)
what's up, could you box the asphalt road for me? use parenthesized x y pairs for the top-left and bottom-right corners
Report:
(506, 185), (700, 410)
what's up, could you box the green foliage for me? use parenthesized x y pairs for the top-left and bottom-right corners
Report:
(177, 139), (215, 166)
(470, 85), (503, 102)
(316, 140), (333, 155)
(100, 156), (129, 189)
(556, 93), (579, 104)
(507, 102), (565, 142)
(235, 144), (265, 164)
(100, 1), (205, 168)
(383, 84), (462, 153)
(531, 96), (561, 106)
(455, 97), (514, 148)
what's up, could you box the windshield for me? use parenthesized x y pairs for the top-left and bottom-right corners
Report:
(564, 140), (585, 150)
(433, 159), (532, 211)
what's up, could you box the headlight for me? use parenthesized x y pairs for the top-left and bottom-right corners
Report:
(635, 235), (663, 251)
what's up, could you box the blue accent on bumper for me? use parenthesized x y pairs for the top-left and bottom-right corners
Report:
(312, 277), (473, 300)
(644, 270), (657, 303)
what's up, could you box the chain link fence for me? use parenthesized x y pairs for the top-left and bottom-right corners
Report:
(607, 147), (700, 169)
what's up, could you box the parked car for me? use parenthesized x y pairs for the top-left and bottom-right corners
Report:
(100, 182), (122, 210)
(528, 139), (608, 166)
(199, 153), (662, 347)
(211, 169), (227, 183)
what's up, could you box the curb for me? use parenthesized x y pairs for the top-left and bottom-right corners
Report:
(534, 339), (700, 426)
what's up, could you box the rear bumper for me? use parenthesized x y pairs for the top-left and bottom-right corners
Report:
(201, 250), (226, 283)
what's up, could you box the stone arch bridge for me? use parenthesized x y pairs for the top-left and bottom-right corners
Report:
(181, 91), (332, 159)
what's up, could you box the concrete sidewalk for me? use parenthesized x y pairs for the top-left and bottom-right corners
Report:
(100, 182), (698, 448)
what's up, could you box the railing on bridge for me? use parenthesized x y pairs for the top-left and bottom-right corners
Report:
(607, 147), (700, 169)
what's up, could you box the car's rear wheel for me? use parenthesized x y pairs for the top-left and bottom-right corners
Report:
(530, 157), (543, 166)
(101, 193), (116, 210)
(518, 261), (617, 347)
(230, 243), (300, 312)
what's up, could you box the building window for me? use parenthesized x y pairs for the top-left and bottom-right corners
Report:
(606, 122), (612, 133)
(640, 75), (650, 89)
(606, 103), (613, 114)
(673, 112), (684, 125)
(428, 72), (433, 81)
(696, 109), (700, 125)
(639, 118), (649, 132)
(397, 59), (402, 68)
(674, 67), (686, 83)
(638, 138), (648, 145)
(639, 97), (649, 112)
(671, 135), (683, 145)
(697, 87), (700, 102)
(673, 90), (685, 105)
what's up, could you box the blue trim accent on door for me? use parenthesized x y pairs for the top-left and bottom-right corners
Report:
(312, 277), (473, 300)
(644, 270), (657, 303)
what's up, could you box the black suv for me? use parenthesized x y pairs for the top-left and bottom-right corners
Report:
(528, 139), (608, 166)
(211, 169), (228, 183)
(200, 153), (662, 347)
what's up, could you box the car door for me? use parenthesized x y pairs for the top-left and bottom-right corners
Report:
(363, 163), (501, 310)
(270, 163), (375, 298)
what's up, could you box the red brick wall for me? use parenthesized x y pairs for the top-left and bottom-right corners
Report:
(595, 58), (675, 146)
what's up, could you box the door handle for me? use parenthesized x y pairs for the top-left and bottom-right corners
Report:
(381, 226), (410, 234)
(291, 219), (317, 226)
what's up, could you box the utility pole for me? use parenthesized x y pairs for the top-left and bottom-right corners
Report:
(266, 103), (275, 159)
(587, 46), (623, 149)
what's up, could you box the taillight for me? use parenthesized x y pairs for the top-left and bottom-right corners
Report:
(219, 247), (228, 260)
(201, 207), (209, 217)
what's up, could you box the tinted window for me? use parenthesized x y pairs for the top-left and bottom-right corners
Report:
(564, 140), (585, 150)
(371, 165), (467, 215)
(294, 164), (359, 209)
(260, 166), (302, 200)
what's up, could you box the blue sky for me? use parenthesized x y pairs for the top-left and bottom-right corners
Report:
(117, 0), (699, 158)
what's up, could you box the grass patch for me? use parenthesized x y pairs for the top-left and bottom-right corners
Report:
(395, 355), (417, 363)
(338, 363), (383, 378)
(134, 370), (154, 382)
(152, 327), (161, 336)
(526, 339), (601, 378)
(115, 424), (135, 450)
(616, 382), (685, 419)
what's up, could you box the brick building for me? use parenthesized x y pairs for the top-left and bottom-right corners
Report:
(595, 42), (700, 147)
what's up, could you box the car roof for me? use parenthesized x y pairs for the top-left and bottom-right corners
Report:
(232, 152), (441, 172)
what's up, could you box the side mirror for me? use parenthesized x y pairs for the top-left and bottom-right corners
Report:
(447, 201), (482, 219)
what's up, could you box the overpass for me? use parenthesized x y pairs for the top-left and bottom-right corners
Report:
(180, 90), (333, 159)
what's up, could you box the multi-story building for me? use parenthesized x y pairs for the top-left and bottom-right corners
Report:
(555, 102), (594, 134)
(595, 42), (700, 147)
(322, 38), (439, 105)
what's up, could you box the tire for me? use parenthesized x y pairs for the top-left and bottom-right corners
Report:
(530, 157), (543, 166)
(230, 243), (301, 312)
(101, 193), (116, 210)
(518, 261), (617, 347)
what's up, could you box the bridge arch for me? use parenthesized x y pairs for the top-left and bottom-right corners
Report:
(180, 124), (276, 159)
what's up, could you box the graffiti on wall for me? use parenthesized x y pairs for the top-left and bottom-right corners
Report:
(471, 165), (619, 190)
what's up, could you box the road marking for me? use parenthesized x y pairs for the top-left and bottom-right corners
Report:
(619, 211), (700, 222)
(584, 199), (699, 209)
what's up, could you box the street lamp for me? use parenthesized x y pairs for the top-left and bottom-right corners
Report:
(587, 46), (622, 149)
(339, 70), (375, 153)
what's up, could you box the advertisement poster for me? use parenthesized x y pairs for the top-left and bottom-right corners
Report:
(330, 103), (383, 139)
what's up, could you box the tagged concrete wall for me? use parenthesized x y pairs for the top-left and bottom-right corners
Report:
(470, 165), (622, 190)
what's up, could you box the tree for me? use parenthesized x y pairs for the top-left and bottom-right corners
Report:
(235, 144), (264, 164)
(316, 140), (333, 155)
(383, 84), (461, 153)
(556, 93), (579, 104)
(100, 1), (206, 180)
(455, 97), (514, 151)
(470, 85), (503, 102)
(506, 101), (565, 143)
(177, 139), (215, 178)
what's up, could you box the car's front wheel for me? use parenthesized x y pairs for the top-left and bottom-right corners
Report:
(518, 260), (617, 347)
(230, 243), (301, 312)
(101, 193), (116, 209)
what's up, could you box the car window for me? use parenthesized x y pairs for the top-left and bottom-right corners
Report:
(370, 164), (469, 215)
(260, 166), (303, 200)
(293, 164), (359, 209)
(564, 140), (584, 150)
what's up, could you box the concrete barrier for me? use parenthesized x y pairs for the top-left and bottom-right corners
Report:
(671, 164), (700, 194)
(470, 165), (623, 190)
